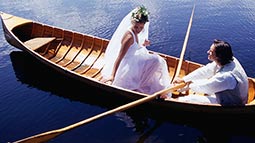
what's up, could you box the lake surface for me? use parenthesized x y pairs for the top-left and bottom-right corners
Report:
(1, 0), (255, 143)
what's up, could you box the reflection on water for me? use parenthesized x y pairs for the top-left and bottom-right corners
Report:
(2, 0), (255, 142)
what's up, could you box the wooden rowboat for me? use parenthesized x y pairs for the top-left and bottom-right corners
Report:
(1, 11), (255, 115)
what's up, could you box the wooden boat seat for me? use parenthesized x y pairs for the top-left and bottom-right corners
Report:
(24, 37), (57, 51)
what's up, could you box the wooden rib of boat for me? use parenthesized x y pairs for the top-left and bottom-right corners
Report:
(1, 11), (255, 115)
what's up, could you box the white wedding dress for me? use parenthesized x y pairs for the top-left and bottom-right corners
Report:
(101, 8), (171, 94)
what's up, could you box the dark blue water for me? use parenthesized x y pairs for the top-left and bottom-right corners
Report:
(1, 0), (255, 143)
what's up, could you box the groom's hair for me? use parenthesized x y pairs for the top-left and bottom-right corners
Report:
(213, 39), (234, 65)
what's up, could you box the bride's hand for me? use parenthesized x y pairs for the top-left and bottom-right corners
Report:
(99, 76), (114, 84)
(142, 39), (150, 46)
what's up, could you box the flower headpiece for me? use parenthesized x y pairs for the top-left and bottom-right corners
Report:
(131, 5), (149, 23)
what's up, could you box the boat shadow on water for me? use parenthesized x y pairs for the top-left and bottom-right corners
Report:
(10, 51), (255, 143)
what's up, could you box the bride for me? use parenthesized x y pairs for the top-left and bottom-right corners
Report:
(99, 6), (172, 95)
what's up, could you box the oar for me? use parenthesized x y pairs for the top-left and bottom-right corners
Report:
(171, 1), (196, 83)
(12, 83), (186, 143)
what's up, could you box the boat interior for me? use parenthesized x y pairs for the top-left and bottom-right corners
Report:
(10, 21), (255, 104)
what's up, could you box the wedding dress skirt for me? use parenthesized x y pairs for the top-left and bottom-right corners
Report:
(112, 31), (171, 95)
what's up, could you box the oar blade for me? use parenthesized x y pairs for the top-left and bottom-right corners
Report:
(13, 130), (63, 143)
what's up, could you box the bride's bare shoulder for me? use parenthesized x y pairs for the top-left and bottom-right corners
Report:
(122, 31), (134, 44)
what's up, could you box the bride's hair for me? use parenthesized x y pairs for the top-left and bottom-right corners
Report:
(131, 5), (149, 23)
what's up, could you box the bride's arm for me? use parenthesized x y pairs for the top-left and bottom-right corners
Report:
(100, 31), (133, 84)
(111, 32), (133, 77)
